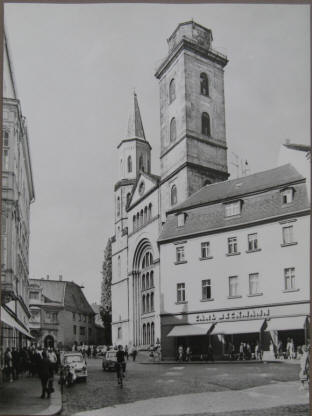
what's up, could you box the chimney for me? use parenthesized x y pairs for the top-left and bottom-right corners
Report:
(59, 275), (63, 281)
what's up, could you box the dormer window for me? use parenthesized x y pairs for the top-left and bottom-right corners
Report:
(281, 188), (294, 204)
(225, 201), (241, 217)
(177, 212), (186, 227)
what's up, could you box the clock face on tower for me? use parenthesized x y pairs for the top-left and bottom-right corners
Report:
(139, 181), (145, 196)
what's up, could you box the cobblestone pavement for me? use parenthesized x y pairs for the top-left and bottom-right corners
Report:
(61, 358), (310, 416)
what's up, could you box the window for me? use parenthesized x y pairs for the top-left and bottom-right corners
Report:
(127, 156), (132, 173)
(228, 237), (238, 254)
(169, 78), (176, 103)
(117, 327), (122, 339)
(146, 272), (150, 289)
(142, 295), (146, 313)
(117, 196), (121, 216)
(146, 294), (150, 312)
(142, 275), (146, 290)
(171, 184), (177, 206)
(176, 246), (185, 263)
(202, 279), (212, 300)
(143, 324), (146, 344)
(177, 213), (186, 227)
(200, 73), (209, 96)
(247, 233), (258, 251)
(225, 201), (241, 217)
(73, 325), (76, 335)
(3, 130), (9, 147)
(281, 188), (294, 204)
(3, 149), (9, 170)
(80, 327), (85, 336)
(29, 291), (39, 300)
(151, 292), (154, 311)
(177, 283), (186, 302)
(229, 276), (239, 297)
(133, 216), (136, 230)
(170, 118), (177, 142)
(117, 255), (121, 278)
(284, 267), (295, 290)
(249, 273), (260, 295)
(150, 271), (154, 287)
(282, 226), (294, 244)
(201, 242), (210, 258)
(139, 154), (144, 171)
(201, 112), (211, 136)
(148, 203), (152, 219)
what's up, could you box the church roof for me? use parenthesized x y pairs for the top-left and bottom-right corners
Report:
(126, 92), (146, 140)
(159, 164), (309, 243)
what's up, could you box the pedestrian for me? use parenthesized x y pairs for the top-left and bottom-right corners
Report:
(131, 346), (137, 361)
(12, 347), (19, 380)
(185, 346), (191, 361)
(299, 345), (309, 390)
(177, 345), (183, 362)
(38, 350), (53, 399)
(239, 342), (244, 360)
(4, 347), (13, 382)
(125, 345), (129, 360)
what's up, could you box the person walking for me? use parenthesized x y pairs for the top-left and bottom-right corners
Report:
(177, 345), (184, 362)
(299, 345), (310, 390)
(4, 347), (13, 382)
(185, 346), (191, 361)
(124, 345), (129, 360)
(131, 346), (137, 361)
(38, 350), (53, 399)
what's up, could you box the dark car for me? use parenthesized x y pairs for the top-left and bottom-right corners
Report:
(102, 351), (126, 372)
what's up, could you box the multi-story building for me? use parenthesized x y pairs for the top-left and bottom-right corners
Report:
(28, 277), (96, 349)
(110, 21), (310, 357)
(1, 31), (35, 354)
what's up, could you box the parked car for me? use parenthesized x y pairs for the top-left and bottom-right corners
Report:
(102, 351), (126, 372)
(62, 352), (87, 382)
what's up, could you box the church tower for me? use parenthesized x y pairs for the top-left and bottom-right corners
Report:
(155, 21), (229, 218)
(114, 92), (151, 234)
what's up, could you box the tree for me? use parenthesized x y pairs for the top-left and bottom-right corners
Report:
(100, 237), (112, 344)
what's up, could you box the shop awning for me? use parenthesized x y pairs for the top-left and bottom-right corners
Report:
(266, 316), (307, 332)
(167, 323), (213, 337)
(211, 319), (265, 335)
(1, 307), (33, 338)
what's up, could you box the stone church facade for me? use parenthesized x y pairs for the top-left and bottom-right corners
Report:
(111, 21), (230, 348)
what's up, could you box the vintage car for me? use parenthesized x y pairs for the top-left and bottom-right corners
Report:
(62, 352), (87, 382)
(102, 350), (126, 372)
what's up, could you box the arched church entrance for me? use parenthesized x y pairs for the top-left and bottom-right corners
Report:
(132, 239), (155, 347)
(44, 335), (54, 349)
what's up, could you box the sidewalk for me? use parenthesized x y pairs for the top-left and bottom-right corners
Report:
(0, 376), (62, 416)
(73, 381), (309, 416)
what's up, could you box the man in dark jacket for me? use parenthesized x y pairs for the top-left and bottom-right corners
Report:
(38, 350), (53, 399)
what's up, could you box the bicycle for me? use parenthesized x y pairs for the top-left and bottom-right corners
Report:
(116, 362), (124, 388)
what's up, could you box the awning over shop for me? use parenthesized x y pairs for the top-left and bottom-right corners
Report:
(1, 307), (33, 338)
(167, 323), (213, 337)
(266, 316), (307, 332)
(211, 319), (265, 335)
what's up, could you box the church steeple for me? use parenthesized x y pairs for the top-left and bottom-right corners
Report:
(126, 92), (146, 140)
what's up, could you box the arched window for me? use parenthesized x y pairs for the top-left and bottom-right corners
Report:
(127, 192), (131, 207)
(139, 154), (144, 171)
(146, 253), (149, 267)
(143, 324), (146, 344)
(117, 196), (121, 216)
(117, 255), (121, 278)
(142, 256), (146, 269)
(136, 212), (140, 227)
(142, 275), (146, 290)
(146, 294), (150, 313)
(170, 118), (176, 142)
(146, 272), (150, 289)
(133, 215), (136, 231)
(151, 322), (155, 345)
(202, 112), (211, 136)
(140, 209), (143, 227)
(169, 78), (176, 103)
(144, 206), (148, 224)
(200, 73), (209, 96)
(127, 156), (132, 173)
(148, 203), (152, 219)
(142, 295), (146, 313)
(150, 253), (153, 264)
(151, 292), (154, 311)
(147, 323), (151, 345)
(150, 271), (154, 288)
(171, 184), (177, 206)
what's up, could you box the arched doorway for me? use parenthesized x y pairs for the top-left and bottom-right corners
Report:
(132, 238), (156, 347)
(44, 335), (54, 349)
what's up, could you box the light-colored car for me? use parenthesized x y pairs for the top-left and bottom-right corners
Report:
(63, 352), (87, 382)
(102, 350), (126, 372)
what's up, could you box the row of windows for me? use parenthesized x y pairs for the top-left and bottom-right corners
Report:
(142, 292), (155, 313)
(142, 270), (154, 289)
(73, 312), (93, 323)
(142, 322), (155, 345)
(175, 226), (296, 263)
(133, 203), (153, 231)
(169, 112), (211, 142)
(121, 154), (150, 175)
(169, 73), (209, 104)
(73, 325), (92, 336)
(176, 267), (298, 303)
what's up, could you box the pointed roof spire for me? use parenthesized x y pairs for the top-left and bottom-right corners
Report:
(126, 91), (146, 140)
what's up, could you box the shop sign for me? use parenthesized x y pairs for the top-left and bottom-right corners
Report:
(195, 308), (270, 323)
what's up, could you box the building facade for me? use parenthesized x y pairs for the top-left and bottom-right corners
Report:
(1, 31), (35, 358)
(110, 21), (310, 357)
(28, 277), (96, 349)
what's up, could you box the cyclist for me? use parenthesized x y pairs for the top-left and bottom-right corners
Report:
(116, 345), (126, 385)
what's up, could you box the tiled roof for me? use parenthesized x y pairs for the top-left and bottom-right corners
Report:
(159, 164), (309, 243)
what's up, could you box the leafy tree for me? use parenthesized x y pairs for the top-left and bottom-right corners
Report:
(100, 237), (112, 344)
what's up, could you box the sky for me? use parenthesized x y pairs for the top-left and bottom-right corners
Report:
(3, 3), (310, 304)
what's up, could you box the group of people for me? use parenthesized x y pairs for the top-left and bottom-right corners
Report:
(3, 344), (60, 399)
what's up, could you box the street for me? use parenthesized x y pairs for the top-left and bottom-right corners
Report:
(61, 358), (309, 416)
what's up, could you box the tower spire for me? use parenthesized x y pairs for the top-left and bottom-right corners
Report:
(126, 91), (146, 140)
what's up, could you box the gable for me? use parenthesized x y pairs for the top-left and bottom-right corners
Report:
(128, 172), (159, 209)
